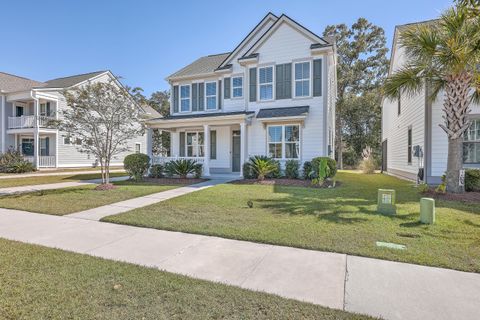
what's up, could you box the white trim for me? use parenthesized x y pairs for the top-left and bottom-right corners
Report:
(266, 124), (301, 160)
(258, 65), (275, 102)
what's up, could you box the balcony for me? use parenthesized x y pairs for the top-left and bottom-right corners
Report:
(8, 115), (55, 129)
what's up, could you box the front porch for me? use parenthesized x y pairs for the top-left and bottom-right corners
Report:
(12, 132), (57, 168)
(147, 112), (252, 177)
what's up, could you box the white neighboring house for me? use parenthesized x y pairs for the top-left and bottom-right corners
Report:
(0, 70), (149, 169)
(147, 13), (337, 176)
(382, 21), (480, 184)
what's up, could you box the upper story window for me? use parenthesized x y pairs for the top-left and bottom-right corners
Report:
(232, 76), (243, 98)
(205, 82), (217, 110)
(259, 66), (273, 101)
(267, 124), (300, 159)
(180, 85), (190, 112)
(464, 119), (480, 163)
(295, 62), (310, 97)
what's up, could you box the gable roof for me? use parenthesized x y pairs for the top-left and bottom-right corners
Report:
(256, 106), (309, 119)
(217, 12), (278, 69)
(0, 72), (46, 93)
(42, 70), (108, 89)
(166, 53), (230, 81)
(243, 14), (330, 57)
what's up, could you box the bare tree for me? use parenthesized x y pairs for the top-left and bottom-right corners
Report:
(59, 79), (145, 185)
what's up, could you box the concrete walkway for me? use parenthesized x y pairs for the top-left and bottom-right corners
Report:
(0, 176), (129, 195)
(0, 169), (125, 180)
(67, 178), (233, 221)
(0, 209), (478, 320)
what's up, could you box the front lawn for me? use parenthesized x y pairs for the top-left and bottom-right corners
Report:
(0, 181), (180, 215)
(0, 172), (127, 188)
(105, 171), (480, 273)
(0, 239), (371, 320)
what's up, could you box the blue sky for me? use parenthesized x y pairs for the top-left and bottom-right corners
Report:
(1, 0), (452, 95)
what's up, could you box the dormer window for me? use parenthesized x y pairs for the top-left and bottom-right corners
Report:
(205, 82), (217, 110)
(295, 61), (310, 97)
(180, 85), (191, 112)
(259, 66), (273, 101)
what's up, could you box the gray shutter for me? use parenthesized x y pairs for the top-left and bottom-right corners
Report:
(275, 64), (284, 100)
(192, 83), (198, 111)
(284, 63), (292, 99)
(45, 137), (50, 156)
(210, 130), (217, 159)
(179, 132), (185, 156)
(249, 68), (257, 102)
(218, 80), (222, 109)
(198, 83), (204, 111)
(224, 77), (231, 99)
(313, 59), (322, 97)
(173, 85), (179, 113)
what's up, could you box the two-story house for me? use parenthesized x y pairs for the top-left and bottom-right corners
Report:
(147, 13), (337, 176)
(0, 70), (149, 169)
(382, 21), (480, 184)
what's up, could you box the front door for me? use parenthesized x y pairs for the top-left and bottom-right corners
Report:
(232, 130), (241, 172)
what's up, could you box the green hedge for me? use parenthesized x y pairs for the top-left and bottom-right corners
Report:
(124, 153), (150, 181)
(465, 169), (480, 192)
(309, 157), (337, 179)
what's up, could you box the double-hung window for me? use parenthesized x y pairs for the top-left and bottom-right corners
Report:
(464, 119), (480, 163)
(295, 62), (310, 97)
(232, 76), (243, 98)
(186, 132), (204, 157)
(180, 85), (190, 112)
(205, 82), (217, 110)
(268, 125), (300, 159)
(259, 66), (273, 101)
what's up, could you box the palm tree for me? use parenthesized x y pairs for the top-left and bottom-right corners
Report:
(384, 3), (480, 193)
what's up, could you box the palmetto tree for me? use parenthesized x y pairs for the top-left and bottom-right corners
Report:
(384, 4), (480, 193)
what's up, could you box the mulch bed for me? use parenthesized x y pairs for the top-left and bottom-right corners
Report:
(94, 183), (118, 191)
(422, 190), (480, 203)
(230, 178), (339, 188)
(143, 177), (208, 185)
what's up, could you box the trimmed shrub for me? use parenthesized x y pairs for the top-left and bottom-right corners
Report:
(302, 161), (312, 179)
(0, 148), (35, 173)
(124, 153), (150, 181)
(285, 160), (299, 179)
(465, 169), (480, 192)
(164, 159), (199, 179)
(246, 155), (278, 180)
(243, 162), (255, 179)
(417, 183), (429, 194)
(149, 164), (164, 178)
(266, 159), (281, 179)
(193, 163), (203, 179)
(310, 157), (337, 179)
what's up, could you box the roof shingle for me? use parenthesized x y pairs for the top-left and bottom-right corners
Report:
(256, 106), (310, 119)
(43, 71), (107, 88)
(167, 53), (230, 80)
(0, 72), (46, 93)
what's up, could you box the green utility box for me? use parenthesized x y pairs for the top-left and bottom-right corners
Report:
(420, 198), (435, 224)
(377, 189), (396, 215)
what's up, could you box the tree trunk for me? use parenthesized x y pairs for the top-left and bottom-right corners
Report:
(105, 159), (110, 184)
(446, 138), (464, 193)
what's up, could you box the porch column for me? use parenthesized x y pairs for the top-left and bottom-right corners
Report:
(240, 122), (246, 177)
(203, 124), (210, 177)
(146, 128), (153, 159)
(33, 99), (40, 168)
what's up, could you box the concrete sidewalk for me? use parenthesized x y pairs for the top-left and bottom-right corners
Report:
(0, 176), (129, 195)
(67, 178), (234, 221)
(0, 169), (125, 180)
(0, 209), (478, 320)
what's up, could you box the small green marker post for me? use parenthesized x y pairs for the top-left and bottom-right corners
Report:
(377, 189), (396, 215)
(420, 198), (435, 224)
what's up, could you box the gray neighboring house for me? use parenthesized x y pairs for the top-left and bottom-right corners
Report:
(0, 71), (148, 169)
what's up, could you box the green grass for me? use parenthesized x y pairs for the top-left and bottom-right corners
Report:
(0, 239), (372, 320)
(0, 172), (127, 188)
(0, 181), (180, 215)
(104, 171), (480, 273)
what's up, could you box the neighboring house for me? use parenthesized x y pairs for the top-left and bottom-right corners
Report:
(147, 13), (337, 176)
(0, 70), (147, 168)
(381, 21), (480, 184)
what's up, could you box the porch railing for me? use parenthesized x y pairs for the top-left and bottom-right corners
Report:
(23, 156), (56, 168)
(151, 156), (205, 165)
(8, 115), (55, 129)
